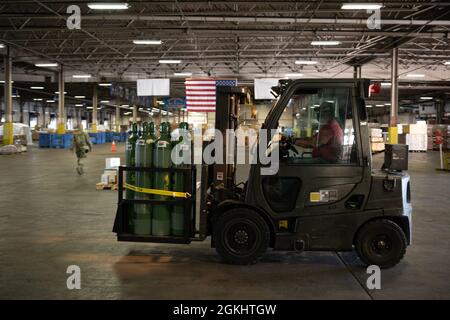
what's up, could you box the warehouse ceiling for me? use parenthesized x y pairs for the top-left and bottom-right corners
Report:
(0, 0), (449, 83)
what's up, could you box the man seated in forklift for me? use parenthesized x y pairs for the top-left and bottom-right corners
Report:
(294, 101), (344, 162)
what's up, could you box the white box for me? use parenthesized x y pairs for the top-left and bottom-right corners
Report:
(101, 174), (110, 185)
(406, 133), (427, 151)
(104, 169), (117, 184)
(105, 157), (120, 169)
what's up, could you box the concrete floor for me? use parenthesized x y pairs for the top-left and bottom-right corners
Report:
(0, 143), (449, 300)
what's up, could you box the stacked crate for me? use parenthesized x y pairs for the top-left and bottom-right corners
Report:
(38, 132), (51, 148)
(89, 132), (106, 144)
(49, 133), (73, 148)
(370, 127), (384, 152)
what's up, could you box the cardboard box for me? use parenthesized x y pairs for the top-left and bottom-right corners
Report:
(103, 169), (117, 184)
(101, 174), (110, 185)
(105, 157), (120, 169)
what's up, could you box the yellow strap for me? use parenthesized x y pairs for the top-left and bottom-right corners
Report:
(124, 183), (191, 198)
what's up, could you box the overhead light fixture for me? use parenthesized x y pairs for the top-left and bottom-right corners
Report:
(74, 95), (86, 99)
(35, 63), (58, 67)
(0, 44), (4, 49)
(86, 106), (93, 109)
(381, 82), (391, 86)
(311, 41), (341, 46)
(75, 104), (84, 107)
(121, 104), (130, 108)
(444, 61), (450, 65)
(30, 86), (44, 90)
(87, 3), (129, 10)
(33, 98), (43, 101)
(375, 104), (385, 107)
(174, 72), (193, 77)
(366, 105), (373, 108)
(124, 111), (132, 115)
(341, 3), (383, 10)
(295, 60), (318, 65)
(55, 91), (67, 94)
(133, 40), (162, 45)
(159, 59), (181, 64)
(385, 103), (391, 106)
(406, 74), (425, 78)
(420, 97), (433, 100)
(285, 73), (304, 77)
(46, 100), (55, 103)
(72, 74), (92, 79)
(12, 95), (20, 98)
(100, 100), (110, 103)
(99, 83), (112, 87)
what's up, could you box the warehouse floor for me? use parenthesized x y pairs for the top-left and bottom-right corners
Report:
(0, 144), (449, 300)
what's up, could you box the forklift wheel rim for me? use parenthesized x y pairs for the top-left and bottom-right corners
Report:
(223, 219), (261, 256)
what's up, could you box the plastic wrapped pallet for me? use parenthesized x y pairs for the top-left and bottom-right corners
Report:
(406, 133), (427, 151)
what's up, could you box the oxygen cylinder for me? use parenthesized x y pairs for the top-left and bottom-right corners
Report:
(125, 123), (138, 232)
(171, 122), (191, 236)
(133, 122), (155, 235)
(152, 122), (172, 236)
(125, 123), (138, 199)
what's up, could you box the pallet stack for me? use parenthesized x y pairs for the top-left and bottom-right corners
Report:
(370, 127), (385, 153)
(96, 157), (120, 190)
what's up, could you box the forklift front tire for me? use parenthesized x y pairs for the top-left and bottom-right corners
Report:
(214, 208), (270, 265)
(355, 219), (407, 269)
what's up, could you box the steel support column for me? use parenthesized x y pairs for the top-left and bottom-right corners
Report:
(57, 66), (65, 134)
(389, 48), (399, 144)
(132, 105), (137, 123)
(92, 84), (98, 132)
(3, 45), (13, 145)
(115, 105), (120, 132)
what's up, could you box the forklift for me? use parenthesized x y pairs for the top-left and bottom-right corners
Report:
(113, 79), (412, 269)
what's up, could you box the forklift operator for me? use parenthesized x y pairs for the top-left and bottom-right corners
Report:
(294, 101), (344, 162)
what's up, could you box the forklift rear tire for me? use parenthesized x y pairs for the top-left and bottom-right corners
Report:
(355, 219), (407, 269)
(214, 208), (270, 265)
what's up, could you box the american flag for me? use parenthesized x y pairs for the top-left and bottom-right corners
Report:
(185, 78), (237, 112)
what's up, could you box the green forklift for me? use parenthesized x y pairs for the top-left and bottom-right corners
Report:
(113, 79), (412, 269)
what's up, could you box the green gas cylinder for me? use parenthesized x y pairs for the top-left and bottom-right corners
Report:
(171, 122), (191, 236)
(125, 123), (138, 199)
(125, 123), (138, 232)
(152, 122), (172, 236)
(133, 122), (155, 235)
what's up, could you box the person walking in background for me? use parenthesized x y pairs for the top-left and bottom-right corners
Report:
(71, 125), (92, 175)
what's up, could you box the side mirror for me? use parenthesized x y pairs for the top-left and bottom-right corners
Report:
(357, 98), (368, 122)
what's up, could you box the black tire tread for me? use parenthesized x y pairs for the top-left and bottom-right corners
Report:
(355, 219), (407, 269)
(214, 208), (270, 265)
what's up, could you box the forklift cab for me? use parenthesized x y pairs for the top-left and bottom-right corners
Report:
(211, 79), (412, 268)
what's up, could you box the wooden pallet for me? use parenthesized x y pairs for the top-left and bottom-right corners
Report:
(96, 182), (118, 190)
